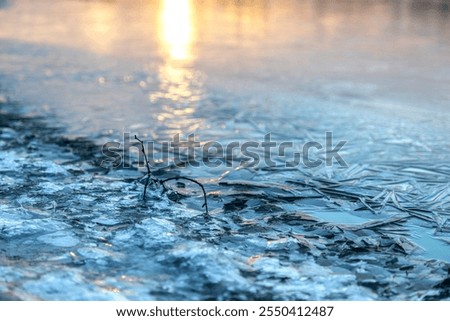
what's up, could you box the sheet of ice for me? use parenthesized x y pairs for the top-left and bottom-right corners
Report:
(37, 231), (80, 248)
(1, 0), (449, 301)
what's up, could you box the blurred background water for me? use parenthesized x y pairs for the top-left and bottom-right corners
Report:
(1, 0), (449, 138)
(0, 0), (449, 300)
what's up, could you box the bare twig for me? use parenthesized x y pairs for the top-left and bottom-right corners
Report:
(135, 135), (152, 200)
(135, 135), (209, 215)
(161, 176), (209, 214)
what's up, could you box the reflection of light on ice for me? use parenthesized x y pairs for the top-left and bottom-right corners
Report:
(149, 64), (203, 106)
(151, 0), (201, 133)
(151, 0), (203, 133)
(160, 0), (194, 62)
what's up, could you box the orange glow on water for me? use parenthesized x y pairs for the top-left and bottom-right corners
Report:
(82, 3), (118, 53)
(159, 0), (195, 62)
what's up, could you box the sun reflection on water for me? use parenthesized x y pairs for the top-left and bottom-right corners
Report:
(151, 0), (202, 136)
(159, 0), (194, 62)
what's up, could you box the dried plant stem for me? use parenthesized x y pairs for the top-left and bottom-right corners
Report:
(161, 176), (209, 214)
(135, 135), (209, 215)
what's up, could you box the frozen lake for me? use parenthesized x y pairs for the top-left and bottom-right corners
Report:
(0, 0), (449, 300)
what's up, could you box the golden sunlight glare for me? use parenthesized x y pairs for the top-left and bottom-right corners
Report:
(160, 0), (194, 61)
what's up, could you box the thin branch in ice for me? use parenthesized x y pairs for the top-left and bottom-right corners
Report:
(134, 135), (209, 215)
(161, 176), (209, 215)
(135, 135), (154, 200)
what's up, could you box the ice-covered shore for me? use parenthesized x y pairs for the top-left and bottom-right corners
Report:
(1, 101), (449, 300)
